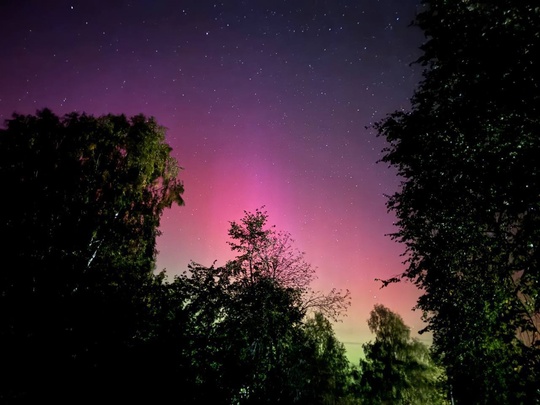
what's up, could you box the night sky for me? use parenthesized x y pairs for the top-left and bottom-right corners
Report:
(1, 0), (428, 361)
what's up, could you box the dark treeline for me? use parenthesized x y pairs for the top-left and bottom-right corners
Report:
(0, 110), (443, 404)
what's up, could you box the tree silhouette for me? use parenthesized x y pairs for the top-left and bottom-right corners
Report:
(0, 109), (184, 402)
(227, 208), (350, 320)
(162, 210), (354, 404)
(376, 2), (540, 402)
(358, 305), (446, 405)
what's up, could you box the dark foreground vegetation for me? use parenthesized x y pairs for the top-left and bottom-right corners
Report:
(1, 1), (539, 403)
(0, 110), (446, 404)
(376, 1), (540, 403)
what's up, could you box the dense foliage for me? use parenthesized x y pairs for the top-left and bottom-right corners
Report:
(164, 209), (353, 404)
(0, 113), (356, 404)
(0, 109), (184, 402)
(376, 1), (540, 403)
(0, 108), (460, 404)
(358, 305), (446, 404)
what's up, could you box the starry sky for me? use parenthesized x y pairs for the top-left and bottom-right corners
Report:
(1, 0), (428, 361)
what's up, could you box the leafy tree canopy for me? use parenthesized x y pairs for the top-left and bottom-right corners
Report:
(376, 1), (540, 403)
(165, 209), (354, 404)
(358, 305), (447, 405)
(0, 109), (184, 402)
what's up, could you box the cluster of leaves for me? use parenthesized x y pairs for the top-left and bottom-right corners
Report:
(161, 262), (354, 404)
(376, 1), (540, 403)
(0, 109), (184, 402)
(161, 208), (353, 404)
(357, 305), (447, 405)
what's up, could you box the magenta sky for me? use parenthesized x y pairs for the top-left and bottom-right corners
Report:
(0, 0), (429, 361)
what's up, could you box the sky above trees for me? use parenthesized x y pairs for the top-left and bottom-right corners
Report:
(0, 0), (427, 360)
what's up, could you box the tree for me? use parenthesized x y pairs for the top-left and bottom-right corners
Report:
(227, 207), (350, 320)
(161, 209), (353, 404)
(162, 260), (307, 404)
(375, 2), (540, 402)
(297, 312), (358, 405)
(358, 305), (447, 405)
(225, 209), (352, 401)
(228, 209), (315, 290)
(0, 109), (184, 402)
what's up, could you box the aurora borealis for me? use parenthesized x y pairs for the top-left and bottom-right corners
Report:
(0, 0), (428, 360)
